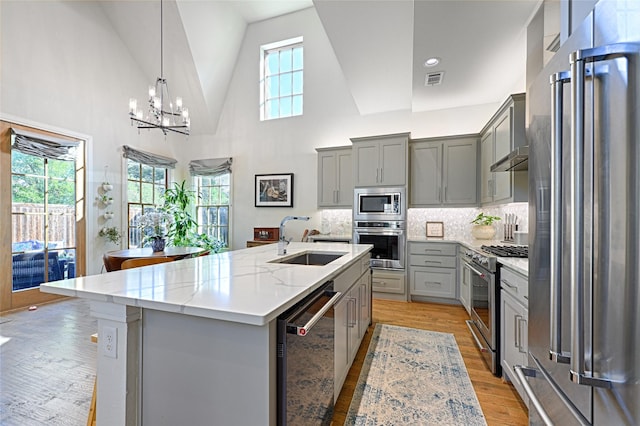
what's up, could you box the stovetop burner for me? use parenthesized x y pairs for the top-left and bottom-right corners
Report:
(480, 245), (528, 258)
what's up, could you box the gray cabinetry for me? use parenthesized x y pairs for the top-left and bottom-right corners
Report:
(410, 136), (477, 206)
(351, 133), (408, 187)
(408, 242), (458, 301)
(316, 146), (352, 208)
(458, 245), (471, 314)
(500, 265), (529, 406)
(334, 254), (371, 401)
(479, 93), (527, 205)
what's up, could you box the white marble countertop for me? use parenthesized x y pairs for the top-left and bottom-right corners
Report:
(41, 242), (372, 326)
(408, 235), (529, 276)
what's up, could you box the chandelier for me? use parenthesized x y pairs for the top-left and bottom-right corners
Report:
(128, 0), (190, 136)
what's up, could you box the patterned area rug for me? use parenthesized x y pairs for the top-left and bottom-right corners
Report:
(346, 324), (487, 425)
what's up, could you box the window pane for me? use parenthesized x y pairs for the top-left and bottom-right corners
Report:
(201, 187), (211, 204)
(280, 49), (292, 73)
(292, 95), (303, 116)
(48, 159), (75, 180)
(280, 97), (292, 117)
(48, 179), (75, 206)
(141, 165), (154, 183)
(266, 52), (279, 76)
(12, 175), (45, 204)
(155, 184), (166, 203)
(141, 182), (154, 204)
(266, 76), (279, 100)
(12, 151), (45, 175)
(293, 71), (303, 95)
(220, 186), (230, 205)
(12, 213), (45, 252)
(128, 181), (140, 202)
(280, 72), (292, 97)
(47, 207), (75, 248)
(219, 207), (229, 226)
(266, 99), (279, 119)
(127, 160), (140, 180)
(293, 47), (303, 70)
(154, 168), (165, 184)
(219, 174), (230, 185)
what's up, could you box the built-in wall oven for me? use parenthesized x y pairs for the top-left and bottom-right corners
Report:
(353, 221), (405, 270)
(353, 187), (405, 221)
(461, 248), (501, 376)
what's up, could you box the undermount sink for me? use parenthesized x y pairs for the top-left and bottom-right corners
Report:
(269, 251), (347, 266)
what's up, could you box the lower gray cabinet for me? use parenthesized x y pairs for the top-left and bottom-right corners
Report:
(408, 242), (458, 300)
(334, 255), (371, 401)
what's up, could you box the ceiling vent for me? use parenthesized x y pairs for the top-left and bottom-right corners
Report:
(425, 71), (444, 86)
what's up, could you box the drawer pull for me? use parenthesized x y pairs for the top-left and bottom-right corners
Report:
(425, 260), (442, 264)
(502, 279), (517, 290)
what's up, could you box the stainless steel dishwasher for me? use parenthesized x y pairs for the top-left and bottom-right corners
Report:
(277, 281), (341, 425)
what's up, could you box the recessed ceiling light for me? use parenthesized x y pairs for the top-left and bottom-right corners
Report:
(424, 57), (440, 67)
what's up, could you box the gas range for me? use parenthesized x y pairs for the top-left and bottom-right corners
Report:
(480, 245), (528, 258)
(461, 245), (528, 273)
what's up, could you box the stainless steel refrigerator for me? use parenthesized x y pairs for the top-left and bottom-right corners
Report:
(520, 0), (640, 424)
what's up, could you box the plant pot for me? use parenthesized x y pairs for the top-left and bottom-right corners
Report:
(471, 225), (496, 240)
(102, 183), (113, 191)
(103, 212), (114, 220)
(151, 237), (166, 252)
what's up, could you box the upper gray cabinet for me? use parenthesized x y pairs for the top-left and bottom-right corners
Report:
(351, 133), (409, 187)
(410, 135), (478, 207)
(316, 146), (353, 208)
(479, 93), (528, 205)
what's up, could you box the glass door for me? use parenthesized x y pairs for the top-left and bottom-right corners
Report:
(1, 121), (85, 312)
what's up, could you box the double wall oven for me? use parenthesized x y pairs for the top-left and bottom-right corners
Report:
(461, 245), (528, 376)
(352, 187), (405, 270)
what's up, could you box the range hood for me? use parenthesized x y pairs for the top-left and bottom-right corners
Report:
(490, 146), (529, 172)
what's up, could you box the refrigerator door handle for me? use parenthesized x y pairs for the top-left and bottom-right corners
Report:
(549, 71), (571, 365)
(513, 366), (554, 426)
(567, 43), (640, 389)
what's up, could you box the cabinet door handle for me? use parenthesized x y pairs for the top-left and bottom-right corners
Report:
(444, 186), (447, 202)
(380, 167), (384, 182)
(376, 168), (379, 183)
(518, 318), (527, 353)
(439, 188), (442, 202)
(514, 314), (522, 348)
(502, 279), (517, 290)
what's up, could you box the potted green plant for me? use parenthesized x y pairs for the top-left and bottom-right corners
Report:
(99, 226), (122, 244)
(470, 212), (501, 240)
(160, 181), (224, 253)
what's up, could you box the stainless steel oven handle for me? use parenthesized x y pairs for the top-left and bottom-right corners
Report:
(295, 291), (342, 336)
(466, 320), (489, 353)
(464, 262), (486, 278)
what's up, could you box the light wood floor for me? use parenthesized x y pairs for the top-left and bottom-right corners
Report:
(333, 298), (529, 425)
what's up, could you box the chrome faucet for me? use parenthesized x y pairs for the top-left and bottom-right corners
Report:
(278, 216), (310, 255)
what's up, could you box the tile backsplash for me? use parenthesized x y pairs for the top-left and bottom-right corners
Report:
(320, 203), (529, 241)
(407, 203), (529, 240)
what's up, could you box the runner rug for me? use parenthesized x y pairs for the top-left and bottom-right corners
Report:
(346, 324), (487, 425)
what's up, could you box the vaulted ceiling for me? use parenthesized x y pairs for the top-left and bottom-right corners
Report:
(100, 0), (540, 135)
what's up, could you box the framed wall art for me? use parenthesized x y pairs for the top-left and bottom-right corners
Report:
(426, 221), (444, 238)
(255, 173), (294, 207)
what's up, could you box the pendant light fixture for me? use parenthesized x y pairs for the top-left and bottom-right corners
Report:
(128, 0), (190, 136)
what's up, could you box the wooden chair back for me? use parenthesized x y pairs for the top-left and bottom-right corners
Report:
(120, 257), (174, 270)
(102, 253), (120, 272)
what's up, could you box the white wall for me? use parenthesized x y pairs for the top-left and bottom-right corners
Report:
(180, 7), (504, 249)
(1, 1), (188, 274)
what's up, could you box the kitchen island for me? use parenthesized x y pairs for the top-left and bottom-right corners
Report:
(41, 242), (372, 426)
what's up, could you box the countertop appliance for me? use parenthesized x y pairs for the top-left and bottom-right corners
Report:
(353, 187), (405, 221)
(353, 220), (405, 270)
(462, 245), (530, 376)
(520, 1), (639, 424)
(277, 281), (341, 425)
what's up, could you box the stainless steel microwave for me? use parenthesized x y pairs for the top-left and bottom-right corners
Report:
(353, 187), (405, 221)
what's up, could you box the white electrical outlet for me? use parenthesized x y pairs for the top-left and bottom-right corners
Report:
(102, 326), (117, 358)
